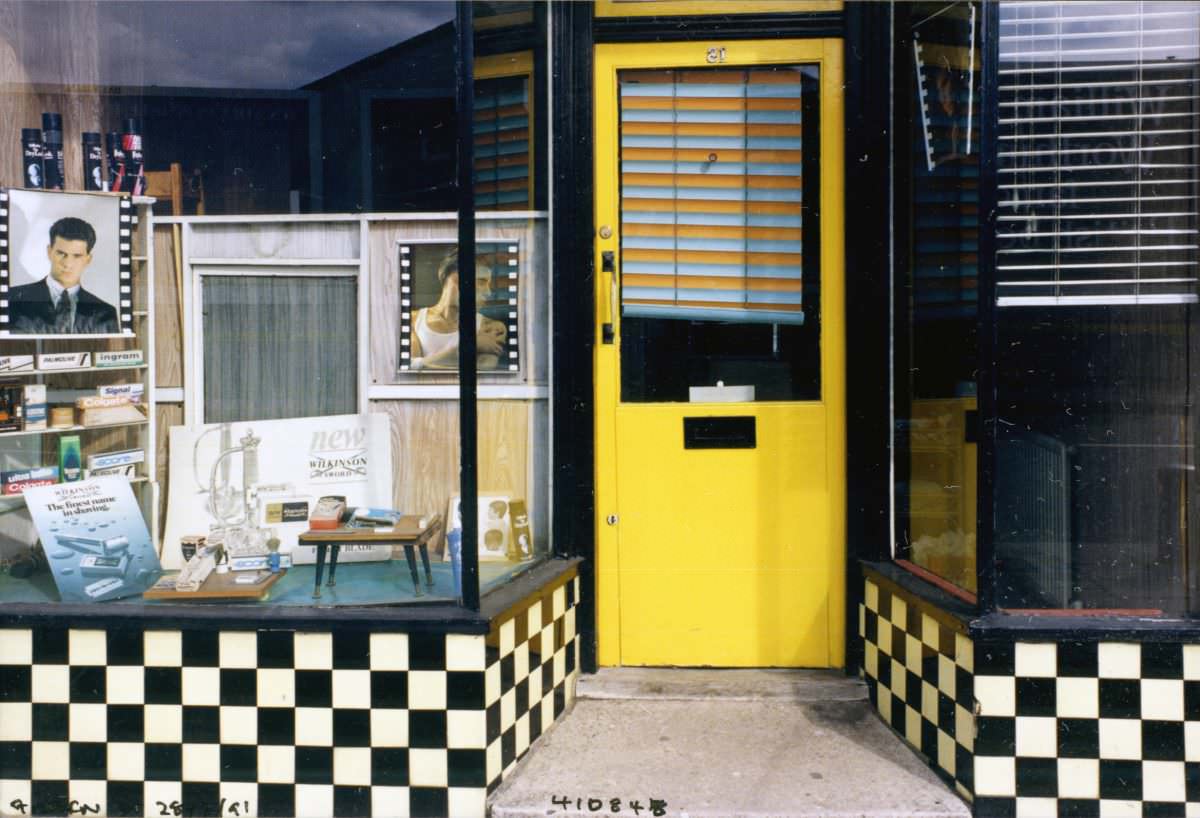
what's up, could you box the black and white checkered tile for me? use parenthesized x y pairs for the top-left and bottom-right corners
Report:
(860, 576), (975, 801)
(974, 639), (1200, 818)
(0, 574), (579, 818)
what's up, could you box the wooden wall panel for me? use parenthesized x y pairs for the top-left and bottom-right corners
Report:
(188, 221), (360, 260)
(156, 402), (183, 538)
(154, 223), (184, 388)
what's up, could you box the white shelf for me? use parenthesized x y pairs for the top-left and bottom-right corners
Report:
(0, 418), (149, 440)
(0, 364), (147, 378)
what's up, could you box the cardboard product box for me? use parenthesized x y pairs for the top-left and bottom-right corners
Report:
(1, 465), (59, 495)
(86, 448), (145, 472)
(0, 355), (35, 373)
(86, 463), (137, 479)
(38, 352), (92, 371)
(95, 350), (143, 367)
(0, 380), (24, 432)
(59, 435), (83, 482)
(74, 395), (145, 426)
(22, 384), (47, 431)
(97, 383), (145, 404)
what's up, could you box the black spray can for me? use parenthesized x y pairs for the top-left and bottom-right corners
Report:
(121, 118), (144, 196)
(106, 131), (126, 192)
(41, 112), (64, 190)
(82, 132), (104, 191)
(21, 128), (44, 189)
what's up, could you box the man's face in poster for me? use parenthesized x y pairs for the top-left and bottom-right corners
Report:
(46, 235), (93, 289)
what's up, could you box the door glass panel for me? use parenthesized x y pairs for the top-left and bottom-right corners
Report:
(618, 64), (821, 403)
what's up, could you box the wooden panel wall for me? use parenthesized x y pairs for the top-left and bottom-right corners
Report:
(153, 223), (184, 388)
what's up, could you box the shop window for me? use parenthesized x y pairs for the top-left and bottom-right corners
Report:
(893, 1), (981, 596)
(992, 1), (1200, 612)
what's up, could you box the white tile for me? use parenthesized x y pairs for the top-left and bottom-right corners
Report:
(372, 786), (411, 818)
(181, 744), (220, 782)
(106, 666), (144, 705)
(565, 607), (576, 641)
(445, 634), (484, 671)
(877, 619), (892, 656)
(333, 747), (371, 786)
(865, 580), (879, 611)
(553, 585), (566, 620)
(31, 665), (69, 703)
(0, 628), (32, 665)
(905, 634), (922, 675)
(257, 668), (296, 707)
(865, 642), (878, 678)
(890, 595), (907, 627)
(1098, 643), (1141, 679)
(143, 704), (183, 744)
(1141, 679), (1184, 721)
(905, 705), (921, 747)
(1099, 800), (1142, 818)
(974, 756), (1016, 797)
(858, 604), (865, 638)
(974, 676), (1016, 717)
(485, 662), (501, 705)
(219, 782), (257, 812)
(527, 666), (542, 705)
(409, 748), (448, 787)
(370, 633), (408, 671)
(295, 632), (334, 670)
(890, 659), (906, 699)
(956, 705), (974, 752)
(554, 650), (566, 685)
(921, 681), (938, 723)
(143, 782), (182, 815)
(1016, 798), (1057, 818)
(370, 708), (409, 748)
(936, 728), (955, 777)
(956, 634), (974, 672)
(1014, 643), (1056, 678)
(526, 601), (542, 635)
(516, 712), (531, 756)
(295, 785), (334, 818)
(1187, 721), (1200, 761)
(1057, 758), (1099, 799)
(409, 670), (447, 710)
(31, 741), (69, 779)
(68, 703), (106, 742)
(1185, 644), (1200, 680)
(448, 787), (486, 818)
(501, 689), (517, 730)
(295, 707), (333, 746)
(878, 686), (892, 723)
(447, 709), (486, 749)
(1015, 716), (1057, 758)
(1098, 718), (1141, 759)
(1143, 760), (1186, 802)
(107, 741), (145, 781)
(922, 613), (940, 648)
(937, 654), (956, 699)
(220, 706), (258, 744)
(0, 781), (31, 817)
(181, 667), (221, 706)
(144, 631), (182, 667)
(1188, 802), (1200, 818)
(68, 630), (106, 665)
(68, 781), (106, 811)
(0, 703), (31, 740)
(1057, 677), (1100, 719)
(486, 739), (502, 784)
(515, 642), (530, 683)
(218, 632), (257, 668)
(499, 619), (516, 657)
(331, 669), (371, 708)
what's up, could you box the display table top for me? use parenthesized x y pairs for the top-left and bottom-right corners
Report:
(298, 514), (442, 543)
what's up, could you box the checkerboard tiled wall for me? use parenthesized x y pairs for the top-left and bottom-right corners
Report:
(860, 575), (975, 801)
(0, 573), (580, 818)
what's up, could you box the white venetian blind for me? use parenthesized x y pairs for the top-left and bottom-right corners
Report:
(996, 1), (1200, 306)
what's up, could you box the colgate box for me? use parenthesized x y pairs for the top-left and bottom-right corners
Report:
(2, 466), (60, 495)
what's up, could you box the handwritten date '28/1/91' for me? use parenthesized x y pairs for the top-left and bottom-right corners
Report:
(7, 799), (253, 817)
(551, 796), (668, 815)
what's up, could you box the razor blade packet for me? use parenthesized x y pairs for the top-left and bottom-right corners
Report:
(86, 448), (145, 479)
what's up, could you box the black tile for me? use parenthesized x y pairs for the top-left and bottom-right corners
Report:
(409, 710), (447, 748)
(407, 632), (445, 671)
(1057, 641), (1099, 678)
(1057, 717), (1100, 758)
(107, 704), (144, 743)
(487, 701), (501, 743)
(938, 624), (956, 660)
(295, 746), (333, 785)
(936, 692), (955, 734)
(566, 640), (577, 676)
(973, 797), (1016, 818)
(219, 668), (257, 706)
(32, 628), (69, 665)
(180, 783), (220, 817)
(220, 744), (257, 782)
(256, 631), (294, 669)
(295, 670), (332, 708)
(256, 783), (295, 818)
(864, 610), (878, 645)
(69, 741), (106, 780)
(447, 671), (484, 710)
(1185, 680), (1200, 721)
(529, 698), (542, 742)
(1098, 679), (1141, 719)
(449, 748), (487, 787)
(1099, 759), (1142, 801)
(543, 663), (555, 700)
(975, 642), (1015, 676)
(0, 665), (30, 702)
(1015, 757), (1057, 798)
(1143, 720), (1186, 761)
(411, 787), (449, 818)
(877, 587), (891, 621)
(877, 652), (892, 689)
(1145, 802), (1188, 818)
(954, 743), (973, 791)
(105, 630), (143, 666)
(370, 670), (407, 709)
(331, 628), (367, 666)
(1187, 761), (1200, 802)
(144, 667), (181, 705)
(69, 666), (106, 703)
(565, 578), (576, 608)
(516, 678), (530, 717)
(891, 625), (907, 666)
(106, 781), (144, 816)
(332, 708), (371, 747)
(905, 670), (922, 709)
(257, 707), (295, 746)
(31, 780), (69, 818)
(501, 654), (515, 692)
(905, 599), (921, 637)
(1015, 677), (1056, 717)
(1059, 799), (1101, 818)
(890, 697), (907, 733)
(975, 716), (1016, 756)
(554, 682), (565, 718)
(921, 646), (938, 684)
(31, 703), (68, 741)
(0, 741), (32, 779)
(180, 631), (219, 667)
(955, 667), (972, 707)
(554, 619), (565, 651)
(485, 645), (502, 667)
(144, 743), (182, 781)
(182, 706), (220, 743)
(371, 747), (409, 786)
(502, 725), (516, 767)
(514, 611), (529, 647)
(920, 716), (937, 758)
(1141, 643), (1184, 679)
(333, 785), (370, 818)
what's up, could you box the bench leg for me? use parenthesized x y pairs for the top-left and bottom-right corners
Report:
(313, 544), (327, 598)
(404, 544), (423, 596)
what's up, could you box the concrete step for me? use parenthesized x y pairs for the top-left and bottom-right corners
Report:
(489, 669), (971, 818)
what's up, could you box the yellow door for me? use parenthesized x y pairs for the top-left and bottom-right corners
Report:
(594, 40), (845, 668)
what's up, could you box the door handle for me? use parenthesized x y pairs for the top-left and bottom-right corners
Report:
(601, 250), (616, 344)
